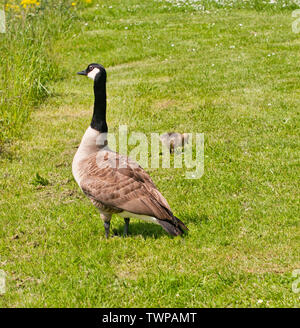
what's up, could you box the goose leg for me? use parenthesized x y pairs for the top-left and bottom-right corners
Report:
(104, 221), (110, 238)
(100, 214), (112, 238)
(124, 218), (130, 236)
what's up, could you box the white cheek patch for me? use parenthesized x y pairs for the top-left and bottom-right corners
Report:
(87, 67), (100, 80)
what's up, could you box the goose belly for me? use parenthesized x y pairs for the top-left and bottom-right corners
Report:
(119, 211), (159, 225)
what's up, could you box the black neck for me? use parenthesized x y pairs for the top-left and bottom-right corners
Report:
(90, 78), (108, 133)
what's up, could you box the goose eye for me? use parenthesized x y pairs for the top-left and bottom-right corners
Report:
(89, 66), (93, 71)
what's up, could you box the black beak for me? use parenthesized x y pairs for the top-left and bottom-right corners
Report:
(77, 70), (87, 76)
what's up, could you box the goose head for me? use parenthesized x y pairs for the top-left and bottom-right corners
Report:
(77, 63), (106, 82)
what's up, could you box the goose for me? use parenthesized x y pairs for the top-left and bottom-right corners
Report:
(160, 132), (189, 154)
(72, 63), (188, 238)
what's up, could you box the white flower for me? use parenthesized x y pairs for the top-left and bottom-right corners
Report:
(257, 299), (263, 304)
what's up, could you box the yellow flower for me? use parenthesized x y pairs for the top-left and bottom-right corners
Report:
(20, 0), (41, 9)
(72, 2), (76, 6)
(5, 3), (21, 12)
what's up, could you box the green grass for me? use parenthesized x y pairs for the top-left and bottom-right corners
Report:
(0, 1), (80, 145)
(0, 0), (299, 307)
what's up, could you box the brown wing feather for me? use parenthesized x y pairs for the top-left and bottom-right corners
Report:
(79, 150), (172, 220)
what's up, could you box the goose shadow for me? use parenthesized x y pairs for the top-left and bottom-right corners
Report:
(112, 212), (209, 239)
(112, 221), (175, 239)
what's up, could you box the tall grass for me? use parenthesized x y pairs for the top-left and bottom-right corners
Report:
(0, 1), (78, 147)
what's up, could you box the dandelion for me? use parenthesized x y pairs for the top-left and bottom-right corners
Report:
(20, 0), (40, 9)
(5, 3), (21, 12)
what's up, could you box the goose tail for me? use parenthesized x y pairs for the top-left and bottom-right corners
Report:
(158, 214), (188, 236)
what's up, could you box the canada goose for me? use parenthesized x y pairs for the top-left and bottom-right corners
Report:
(160, 132), (189, 154)
(72, 63), (188, 238)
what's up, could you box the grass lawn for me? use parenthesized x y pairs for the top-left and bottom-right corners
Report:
(0, 0), (299, 307)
